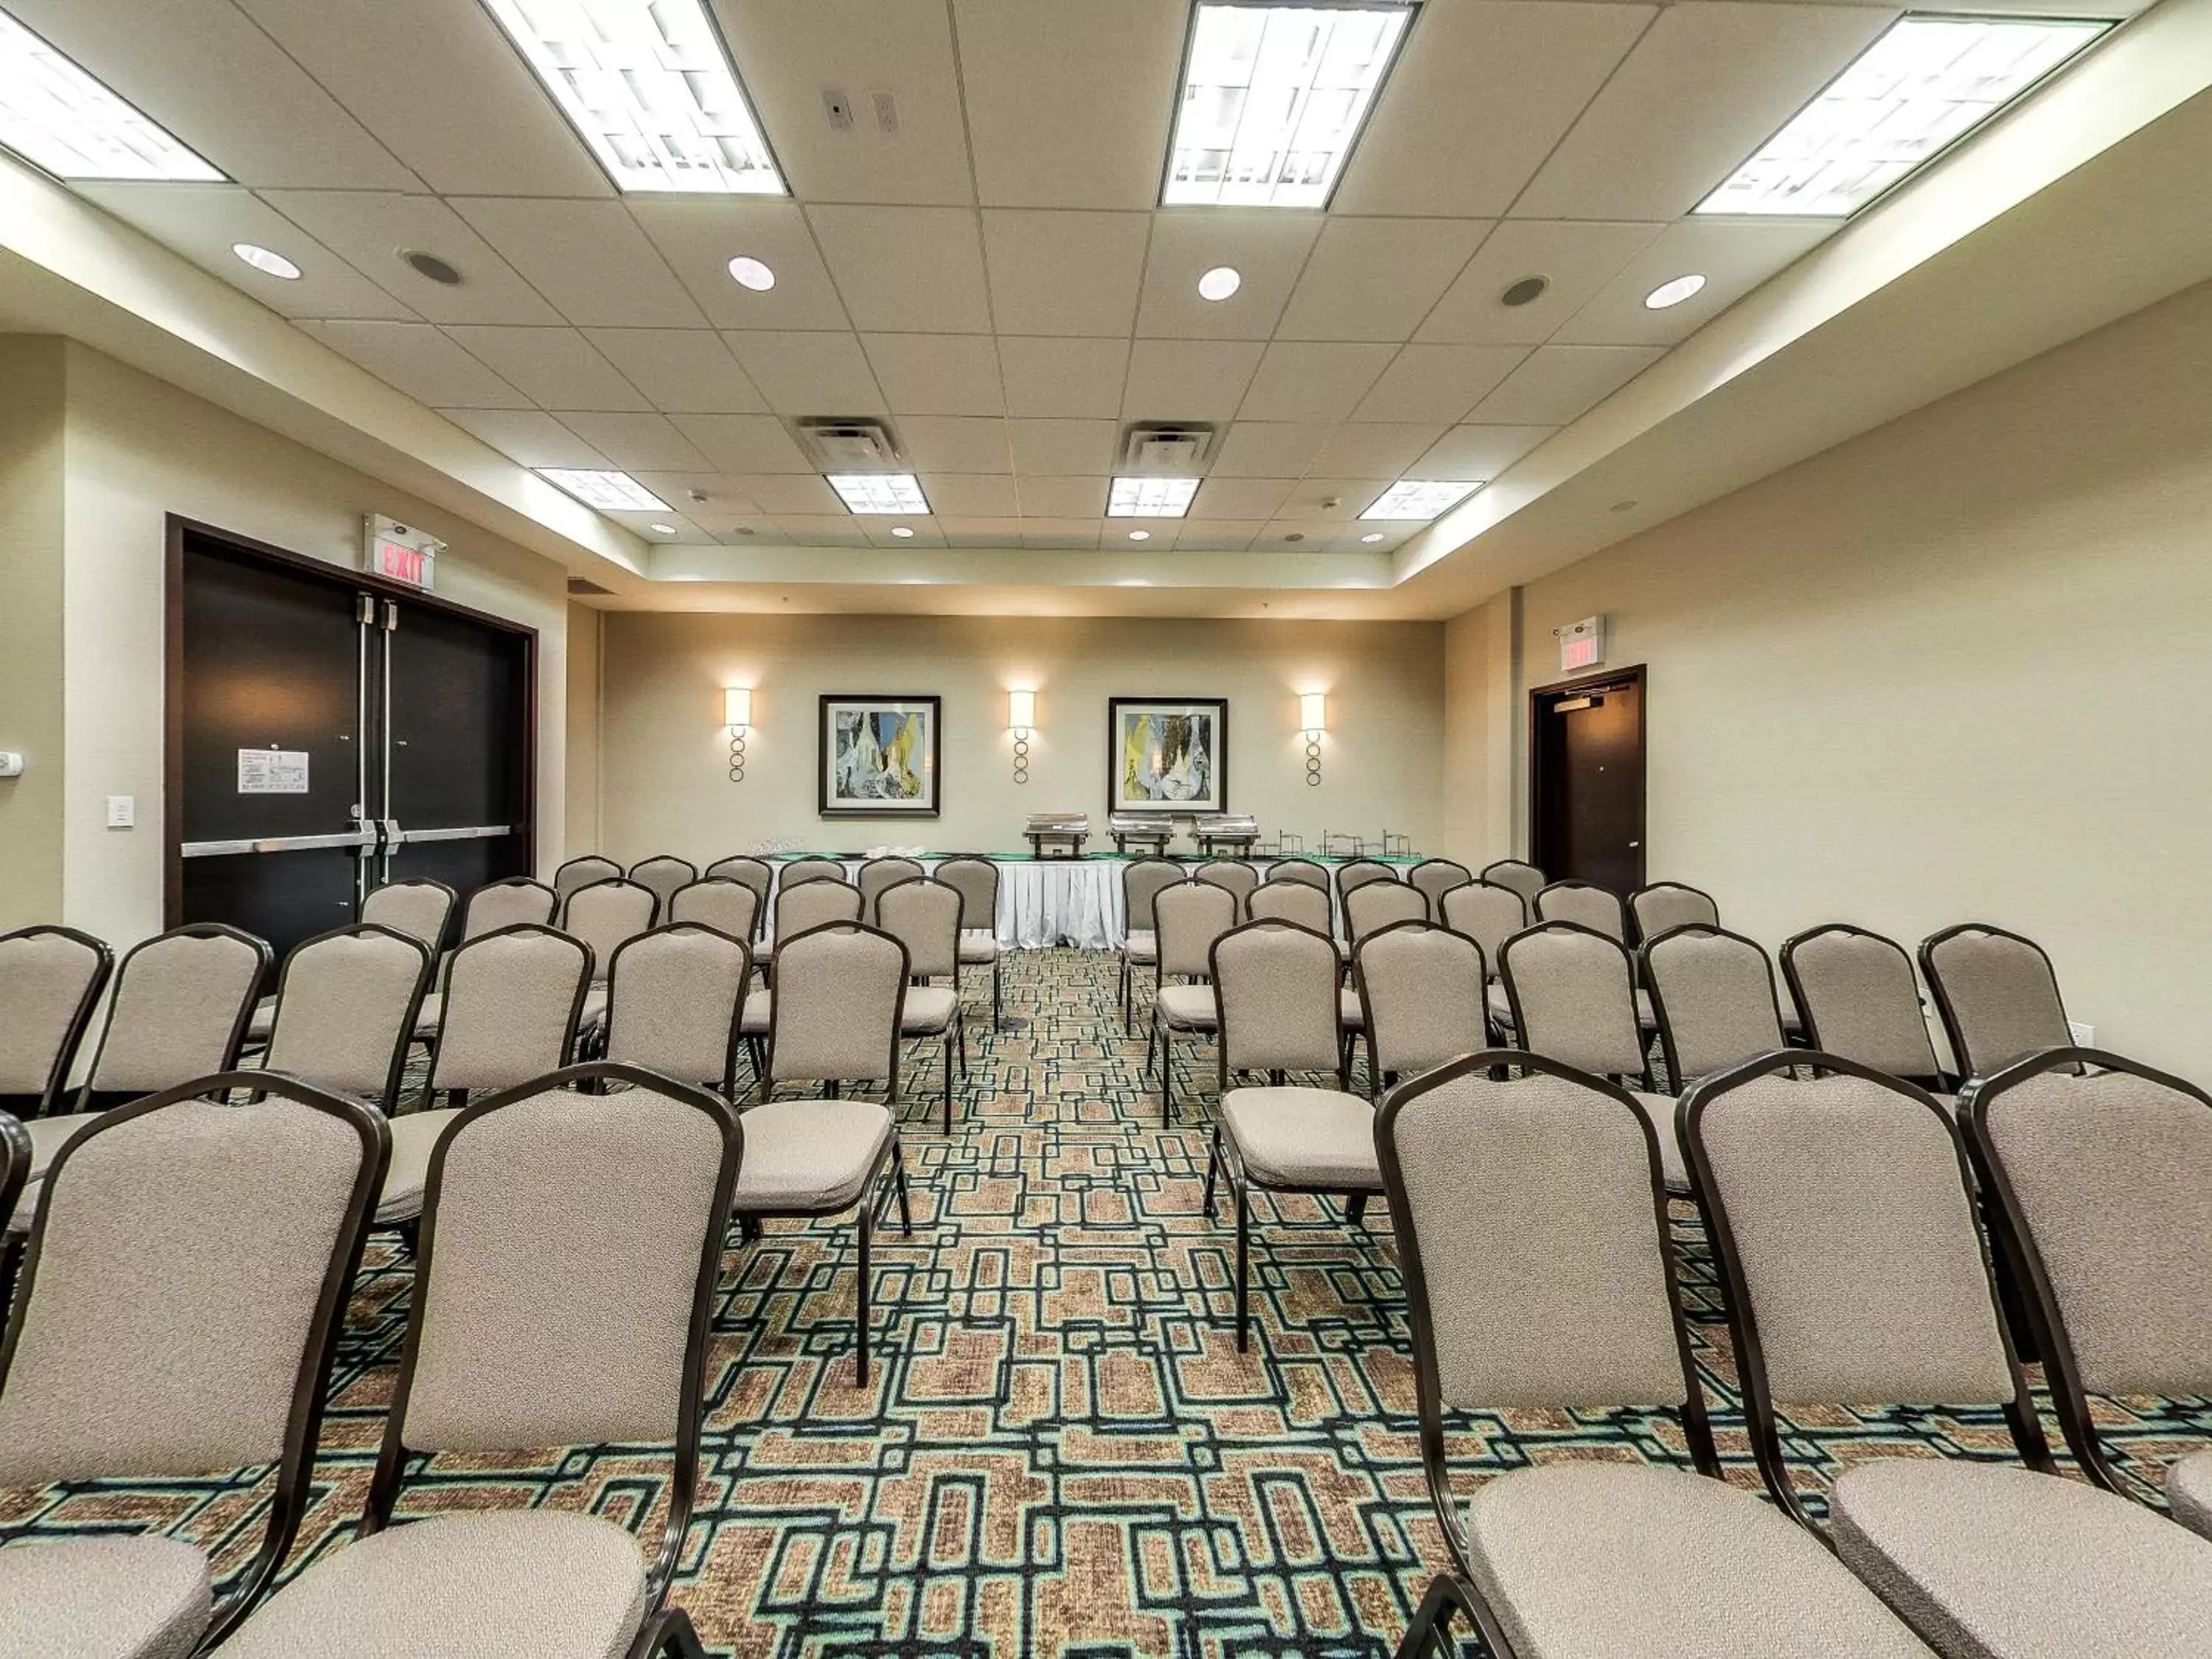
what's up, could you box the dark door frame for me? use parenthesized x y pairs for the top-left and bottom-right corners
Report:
(1527, 662), (1646, 891)
(164, 514), (539, 926)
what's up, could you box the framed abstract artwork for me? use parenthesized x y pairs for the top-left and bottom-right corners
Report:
(1107, 697), (1228, 814)
(819, 695), (942, 818)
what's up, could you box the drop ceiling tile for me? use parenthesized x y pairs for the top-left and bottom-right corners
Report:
(1551, 218), (1840, 346)
(981, 210), (1150, 335)
(627, 476), (773, 522)
(742, 476), (851, 516)
(1122, 340), (1265, 423)
(1007, 419), (1119, 476)
(299, 321), (530, 408)
(439, 408), (608, 468)
(1017, 476), (1110, 518)
(1274, 218), (1490, 342)
(578, 330), (764, 414)
(1134, 212), (1322, 340)
(899, 417), (1012, 474)
(720, 333), (886, 414)
(449, 200), (706, 328)
(808, 206), (992, 333)
(1512, 3), (1894, 220)
(1413, 424), (1557, 478)
(955, 0), (1187, 208)
(1015, 518), (1106, 549)
(1253, 521), (1343, 551)
(939, 518), (1028, 548)
(861, 335), (1006, 417)
(1192, 478), (1296, 519)
(773, 515), (874, 547)
(1351, 345), (1529, 425)
(260, 192), (560, 324)
(1416, 220), (1669, 345)
(997, 338), (1130, 419)
(1176, 520), (1264, 550)
(664, 415), (817, 475)
(861, 518), (948, 548)
(1332, 1), (1652, 218)
(551, 413), (712, 473)
(627, 201), (852, 330)
(440, 325), (650, 410)
(1236, 344), (1397, 424)
(1276, 480), (1394, 521)
(1336, 523), (1411, 550)
(1467, 344), (1665, 425)
(1107, 519), (1184, 550)
(1208, 422), (1333, 479)
(1305, 423), (1451, 479)
(712, 524), (782, 543)
(919, 475), (1020, 517)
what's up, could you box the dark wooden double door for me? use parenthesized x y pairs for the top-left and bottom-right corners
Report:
(1530, 666), (1646, 896)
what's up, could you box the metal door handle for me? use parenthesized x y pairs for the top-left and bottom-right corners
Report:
(181, 830), (378, 858)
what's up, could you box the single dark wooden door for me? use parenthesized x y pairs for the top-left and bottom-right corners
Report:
(1530, 667), (1646, 895)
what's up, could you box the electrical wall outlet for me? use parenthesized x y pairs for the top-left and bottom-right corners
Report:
(105, 795), (136, 829)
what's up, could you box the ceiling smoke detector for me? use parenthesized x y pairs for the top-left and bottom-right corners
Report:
(400, 248), (463, 285)
(1501, 275), (1548, 307)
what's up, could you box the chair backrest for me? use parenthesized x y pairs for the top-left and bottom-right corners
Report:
(1408, 859), (1472, 911)
(1267, 858), (1330, 892)
(262, 925), (432, 1108)
(1499, 922), (1646, 1082)
(704, 857), (773, 933)
(552, 855), (621, 905)
(359, 878), (456, 952)
(428, 925), (589, 1094)
(459, 877), (557, 941)
(1920, 923), (2073, 1079)
(1194, 860), (1259, 905)
(1439, 881), (1526, 976)
(779, 856), (846, 888)
(875, 876), (961, 980)
(1246, 878), (1330, 931)
(933, 856), (1001, 935)
(627, 855), (698, 917)
(856, 857), (925, 923)
(1629, 881), (1719, 944)
(81, 925), (269, 1101)
(605, 925), (751, 1093)
(1152, 881), (1238, 980)
(1356, 922), (1487, 1080)
(1211, 921), (1343, 1078)
(1335, 861), (1398, 907)
(667, 877), (760, 945)
(0, 926), (112, 1114)
(1781, 925), (1944, 1082)
(1478, 858), (1545, 908)
(1534, 879), (1625, 941)
(562, 877), (658, 981)
(1345, 878), (1429, 944)
(372, 1062), (737, 1611)
(767, 923), (907, 1089)
(1122, 858), (1185, 936)
(775, 877), (863, 942)
(1641, 925), (1786, 1088)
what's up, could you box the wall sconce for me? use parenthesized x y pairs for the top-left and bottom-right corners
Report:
(724, 686), (751, 784)
(1007, 689), (1035, 785)
(1299, 692), (1327, 787)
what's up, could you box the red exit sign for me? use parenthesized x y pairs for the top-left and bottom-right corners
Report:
(363, 514), (440, 591)
(374, 538), (431, 586)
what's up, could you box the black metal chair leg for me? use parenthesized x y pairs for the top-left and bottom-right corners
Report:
(892, 1143), (914, 1233)
(992, 959), (1002, 1030)
(1203, 1130), (1220, 1220)
(1234, 1179), (1251, 1352)
(942, 1031), (954, 1135)
(855, 1202), (872, 1388)
(1161, 1023), (1175, 1124)
(1394, 1574), (1467, 1659)
(1345, 1191), (1368, 1228)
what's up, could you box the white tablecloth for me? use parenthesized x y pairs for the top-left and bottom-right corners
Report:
(997, 860), (1123, 950)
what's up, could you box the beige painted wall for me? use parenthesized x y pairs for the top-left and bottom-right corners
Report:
(0, 338), (66, 927)
(596, 613), (1445, 860)
(565, 601), (603, 858)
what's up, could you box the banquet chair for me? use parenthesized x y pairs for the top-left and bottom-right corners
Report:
(773, 876), (863, 946)
(1781, 925), (1952, 1092)
(1377, 1053), (1936, 1659)
(1440, 880), (1528, 1032)
(761, 922), (908, 1107)
(552, 855), (620, 906)
(562, 877), (658, 1041)
(258, 924), (432, 1113)
(1333, 860), (1399, 922)
(1354, 920), (1489, 1096)
(456, 876), (557, 941)
(1627, 880), (1719, 945)
(1119, 858), (1183, 1034)
(359, 877), (456, 953)
(0, 925), (111, 1121)
(1919, 922), (2076, 1082)
(1680, 1051), (2212, 1653)
(1344, 877), (1427, 945)
(1205, 919), (1379, 1351)
(217, 1064), (737, 1659)
(1408, 858), (1472, 914)
(0, 1073), (384, 1655)
(1195, 860), (1259, 908)
(1534, 879), (1627, 942)
(628, 855), (699, 919)
(779, 855), (847, 889)
(668, 876), (761, 947)
(1267, 858), (1331, 892)
(704, 856), (774, 939)
(603, 924), (751, 1099)
(1639, 924), (1787, 1093)
(933, 856), (1002, 1029)
(1477, 858), (1545, 910)
(874, 877), (968, 1133)
(1247, 878), (1330, 932)
(1148, 881), (1237, 1124)
(858, 856), (925, 925)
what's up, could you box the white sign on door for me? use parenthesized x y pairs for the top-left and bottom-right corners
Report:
(237, 748), (310, 794)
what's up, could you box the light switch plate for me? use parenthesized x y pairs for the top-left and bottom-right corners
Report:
(0, 751), (23, 777)
(105, 795), (136, 828)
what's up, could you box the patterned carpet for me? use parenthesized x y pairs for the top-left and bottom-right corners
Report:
(5, 947), (2210, 1656)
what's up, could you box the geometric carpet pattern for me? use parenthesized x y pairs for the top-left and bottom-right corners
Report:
(4, 947), (2210, 1656)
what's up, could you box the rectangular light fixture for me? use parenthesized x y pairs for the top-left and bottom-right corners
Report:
(1107, 476), (1200, 518)
(481, 0), (784, 195)
(538, 468), (672, 510)
(0, 11), (223, 181)
(1299, 692), (1327, 734)
(723, 686), (751, 729)
(1360, 479), (1478, 520)
(827, 473), (930, 515)
(1007, 689), (1036, 733)
(1696, 14), (2110, 218)
(1162, 2), (1415, 209)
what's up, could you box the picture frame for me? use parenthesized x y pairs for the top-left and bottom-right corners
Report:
(1107, 697), (1228, 815)
(819, 694), (942, 818)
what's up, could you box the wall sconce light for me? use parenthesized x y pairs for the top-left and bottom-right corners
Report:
(1007, 689), (1036, 785)
(724, 686), (751, 784)
(1299, 692), (1327, 787)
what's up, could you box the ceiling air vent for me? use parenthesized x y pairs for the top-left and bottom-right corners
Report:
(566, 577), (613, 596)
(1119, 422), (1215, 474)
(795, 417), (902, 472)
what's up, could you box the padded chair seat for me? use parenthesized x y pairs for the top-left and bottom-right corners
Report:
(245, 995), (276, 1043)
(2171, 1451), (2212, 1540)
(376, 1108), (461, 1224)
(1220, 1087), (1382, 1190)
(1123, 930), (1157, 964)
(740, 990), (771, 1034)
(1338, 989), (1365, 1030)
(578, 981), (609, 1032)
(958, 932), (998, 964)
(0, 1534), (212, 1659)
(1627, 1090), (1690, 1193)
(220, 1510), (646, 1659)
(1462, 1462), (1933, 1659)
(734, 1099), (893, 1211)
(411, 990), (444, 1039)
(1486, 983), (1515, 1028)
(900, 986), (960, 1034)
(1155, 984), (1217, 1030)
(1830, 1457), (2212, 1658)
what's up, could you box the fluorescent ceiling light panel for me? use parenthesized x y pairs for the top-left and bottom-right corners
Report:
(0, 11), (223, 181)
(1107, 477), (1200, 518)
(1360, 479), (1478, 519)
(827, 473), (930, 515)
(1697, 14), (2110, 218)
(1162, 1), (1413, 208)
(481, 0), (783, 195)
(538, 467), (671, 509)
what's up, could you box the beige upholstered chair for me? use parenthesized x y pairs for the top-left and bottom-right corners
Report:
(627, 855), (699, 919)
(1441, 880), (1528, 1032)
(762, 922), (908, 1105)
(1344, 877), (1427, 945)
(1246, 878), (1330, 932)
(1266, 858), (1330, 892)
(72, 925), (268, 1115)
(773, 876), (863, 946)
(1354, 921), (1488, 1092)
(857, 856), (925, 924)
(0, 926), (111, 1120)
(604, 924), (751, 1098)
(458, 877), (557, 941)
(0, 1074), (385, 1655)
(1119, 858), (1184, 1033)
(1148, 881), (1237, 1124)
(1478, 858), (1545, 910)
(1919, 923), (2075, 1082)
(1534, 879), (1627, 942)
(1640, 924), (1787, 1092)
(1333, 860), (1398, 922)
(1783, 925), (1949, 1089)
(552, 855), (620, 905)
(668, 877), (760, 946)
(778, 855), (847, 889)
(1627, 880), (1719, 945)
(1376, 1053), (1935, 1659)
(875, 877), (968, 1133)
(1195, 860), (1259, 908)
(1499, 922), (1683, 1190)
(704, 857), (774, 938)
(563, 877), (658, 1040)
(260, 924), (433, 1112)
(219, 1064), (738, 1659)
(933, 856), (1003, 1028)
(359, 878), (456, 952)
(1682, 1051), (2212, 1652)
(1408, 858), (1472, 914)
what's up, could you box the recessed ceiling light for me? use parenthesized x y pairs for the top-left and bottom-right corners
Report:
(0, 12), (226, 181)
(1697, 15), (2110, 218)
(1197, 265), (1242, 302)
(1161, 2), (1414, 209)
(890, 525), (916, 538)
(1643, 273), (1707, 310)
(1127, 529), (1152, 540)
(1500, 275), (1548, 307)
(649, 521), (678, 535)
(232, 243), (302, 280)
(400, 248), (464, 285)
(538, 469), (672, 511)
(1360, 531), (1385, 543)
(827, 473), (930, 515)
(481, 0), (785, 195)
(727, 255), (776, 291)
(1107, 477), (1200, 518)
(1610, 500), (1638, 513)
(1360, 479), (1481, 521)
